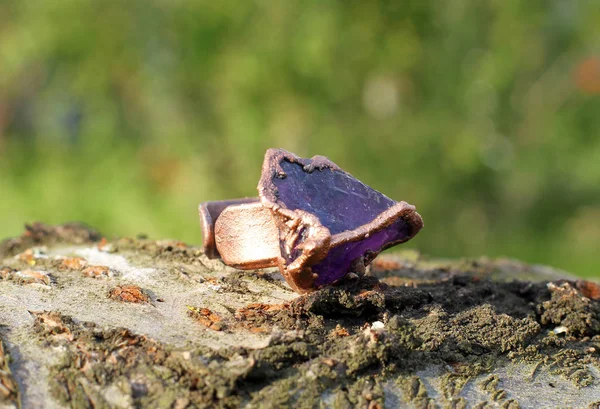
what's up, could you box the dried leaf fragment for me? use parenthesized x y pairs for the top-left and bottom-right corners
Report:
(331, 324), (350, 337)
(234, 303), (287, 333)
(235, 303), (284, 320)
(30, 311), (74, 341)
(0, 269), (52, 286)
(108, 285), (149, 303)
(0, 340), (19, 404)
(576, 280), (600, 301)
(187, 307), (225, 331)
(83, 265), (114, 278)
(97, 237), (111, 251)
(59, 257), (89, 271)
(16, 270), (51, 285)
(0, 267), (15, 280)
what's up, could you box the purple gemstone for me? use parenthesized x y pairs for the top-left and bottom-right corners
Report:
(311, 217), (411, 286)
(258, 149), (423, 291)
(273, 160), (395, 234)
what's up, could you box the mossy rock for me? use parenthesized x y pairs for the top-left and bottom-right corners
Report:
(1, 223), (600, 409)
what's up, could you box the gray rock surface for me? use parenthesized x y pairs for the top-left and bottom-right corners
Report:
(1, 223), (599, 409)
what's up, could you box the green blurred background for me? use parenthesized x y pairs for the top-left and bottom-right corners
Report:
(1, 1), (599, 276)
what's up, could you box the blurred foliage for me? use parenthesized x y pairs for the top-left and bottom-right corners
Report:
(1, 0), (599, 276)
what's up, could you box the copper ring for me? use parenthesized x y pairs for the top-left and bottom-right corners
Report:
(199, 148), (423, 293)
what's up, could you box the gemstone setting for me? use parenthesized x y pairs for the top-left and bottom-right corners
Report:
(258, 149), (423, 293)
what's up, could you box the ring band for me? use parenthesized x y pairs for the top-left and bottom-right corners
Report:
(200, 198), (279, 269)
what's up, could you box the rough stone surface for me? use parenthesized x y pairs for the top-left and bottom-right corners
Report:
(1, 223), (600, 409)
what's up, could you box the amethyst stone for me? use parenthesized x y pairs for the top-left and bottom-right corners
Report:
(258, 149), (423, 293)
(311, 217), (411, 286)
(273, 160), (395, 235)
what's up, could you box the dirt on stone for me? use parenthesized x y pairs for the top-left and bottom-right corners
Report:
(33, 272), (600, 408)
(1, 223), (600, 408)
(537, 281), (600, 336)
